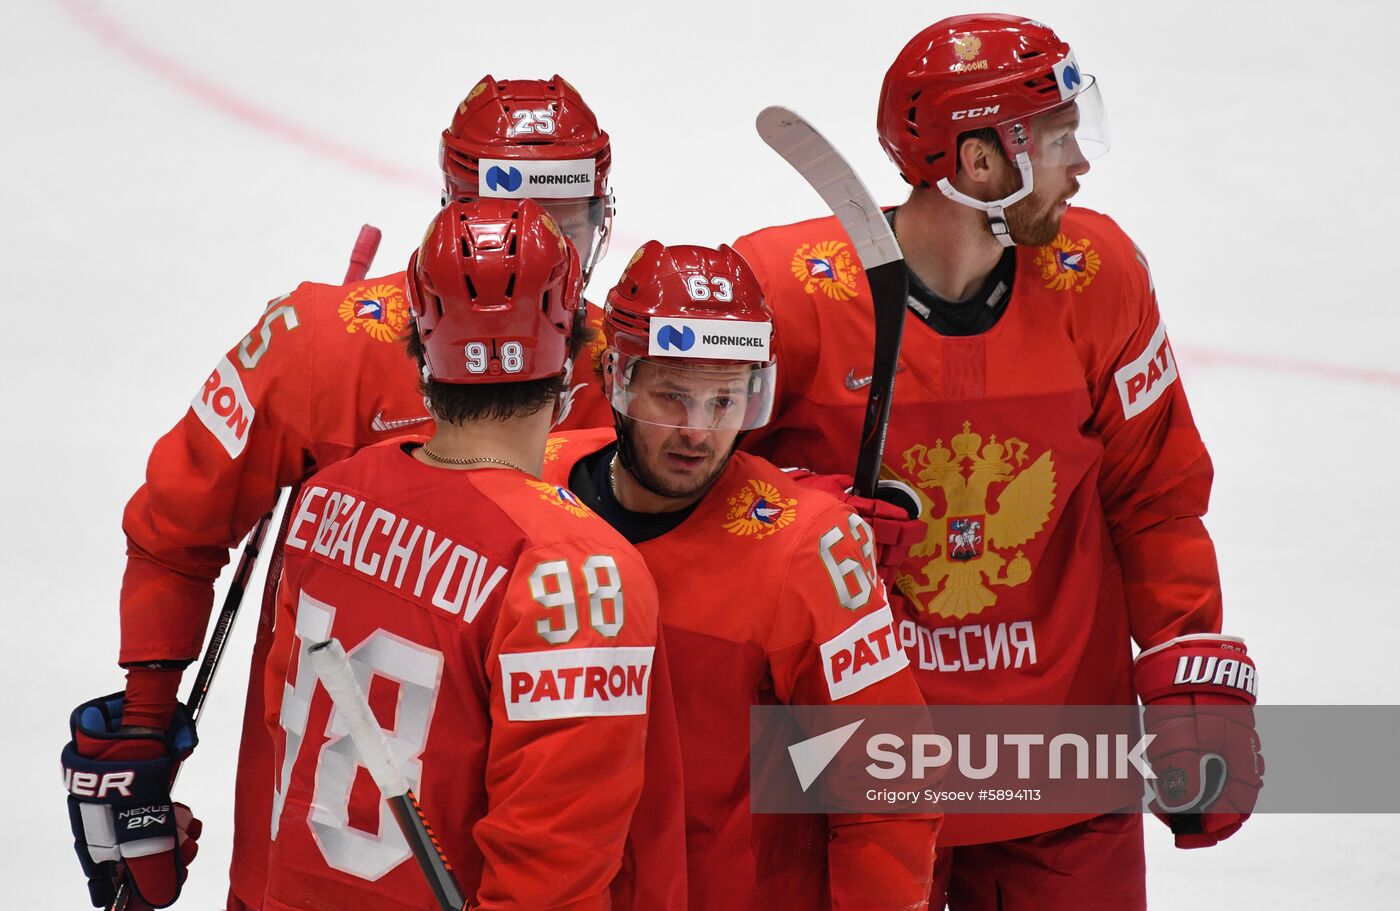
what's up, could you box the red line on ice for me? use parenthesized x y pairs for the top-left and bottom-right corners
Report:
(1179, 347), (1400, 389)
(55, 3), (1400, 392)
(57, 0), (427, 189)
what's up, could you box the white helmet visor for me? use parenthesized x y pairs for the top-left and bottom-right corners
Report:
(1018, 75), (1110, 168)
(540, 196), (613, 282)
(607, 351), (776, 431)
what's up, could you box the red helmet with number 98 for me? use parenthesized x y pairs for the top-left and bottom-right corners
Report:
(441, 75), (613, 280)
(877, 15), (1109, 243)
(407, 198), (582, 384)
(603, 242), (777, 432)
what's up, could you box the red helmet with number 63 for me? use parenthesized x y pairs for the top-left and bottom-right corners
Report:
(407, 198), (582, 384)
(877, 15), (1109, 206)
(441, 75), (613, 279)
(603, 242), (777, 431)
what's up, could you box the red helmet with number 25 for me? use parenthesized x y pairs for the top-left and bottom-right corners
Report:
(441, 75), (614, 280)
(603, 242), (776, 432)
(407, 198), (582, 384)
(878, 14), (1109, 244)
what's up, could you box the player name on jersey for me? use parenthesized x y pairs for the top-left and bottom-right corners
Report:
(286, 484), (507, 622)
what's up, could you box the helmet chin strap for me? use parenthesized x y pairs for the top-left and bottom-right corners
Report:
(935, 151), (1036, 248)
(579, 195), (614, 286)
(549, 357), (578, 428)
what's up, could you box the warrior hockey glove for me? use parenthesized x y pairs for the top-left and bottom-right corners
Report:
(62, 693), (200, 908)
(1134, 634), (1263, 849)
(788, 470), (924, 590)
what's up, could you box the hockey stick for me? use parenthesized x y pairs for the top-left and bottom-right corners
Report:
(307, 638), (468, 911)
(755, 107), (908, 500)
(182, 224), (381, 719)
(106, 223), (382, 911)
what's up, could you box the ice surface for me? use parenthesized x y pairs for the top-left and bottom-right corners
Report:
(3, 1), (1396, 907)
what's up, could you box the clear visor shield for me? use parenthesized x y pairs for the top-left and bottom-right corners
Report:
(540, 196), (613, 281)
(1011, 76), (1110, 168)
(607, 351), (777, 432)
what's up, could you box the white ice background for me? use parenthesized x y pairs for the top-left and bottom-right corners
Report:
(2, 0), (1398, 907)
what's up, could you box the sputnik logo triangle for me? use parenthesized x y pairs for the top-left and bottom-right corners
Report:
(787, 719), (864, 792)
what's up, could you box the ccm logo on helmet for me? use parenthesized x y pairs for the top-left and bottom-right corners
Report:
(951, 105), (1001, 121)
(478, 157), (596, 200)
(192, 356), (255, 458)
(820, 606), (910, 700)
(1113, 322), (1178, 420)
(499, 646), (655, 721)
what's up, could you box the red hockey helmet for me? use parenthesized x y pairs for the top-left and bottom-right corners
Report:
(603, 242), (776, 431)
(878, 15), (1108, 241)
(441, 75), (613, 278)
(407, 198), (582, 384)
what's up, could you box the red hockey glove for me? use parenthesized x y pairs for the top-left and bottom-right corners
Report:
(788, 470), (923, 590)
(1134, 634), (1263, 849)
(62, 693), (201, 909)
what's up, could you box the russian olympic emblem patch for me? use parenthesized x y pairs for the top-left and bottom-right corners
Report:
(339, 283), (411, 343)
(790, 240), (859, 301)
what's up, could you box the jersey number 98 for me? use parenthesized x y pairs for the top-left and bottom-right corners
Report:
(530, 555), (624, 644)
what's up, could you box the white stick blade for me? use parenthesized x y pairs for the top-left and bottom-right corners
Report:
(756, 106), (902, 269)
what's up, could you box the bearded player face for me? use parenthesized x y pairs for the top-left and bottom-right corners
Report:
(998, 103), (1092, 246)
(615, 360), (750, 501)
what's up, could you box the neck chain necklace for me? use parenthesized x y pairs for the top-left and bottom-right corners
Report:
(420, 445), (524, 473)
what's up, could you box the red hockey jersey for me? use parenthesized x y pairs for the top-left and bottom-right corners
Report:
(261, 441), (660, 911)
(733, 207), (1223, 845)
(544, 429), (940, 911)
(115, 273), (618, 905)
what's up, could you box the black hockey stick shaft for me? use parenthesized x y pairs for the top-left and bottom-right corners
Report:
(187, 222), (380, 720)
(755, 107), (908, 498)
(852, 262), (907, 497)
(106, 224), (381, 911)
(309, 639), (469, 911)
(389, 793), (470, 911)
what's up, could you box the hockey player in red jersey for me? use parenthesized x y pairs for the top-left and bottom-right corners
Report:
(260, 198), (661, 911)
(541, 241), (941, 910)
(731, 14), (1262, 909)
(61, 76), (651, 911)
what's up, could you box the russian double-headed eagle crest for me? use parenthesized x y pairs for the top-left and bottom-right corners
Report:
(954, 35), (982, 62)
(790, 240), (860, 301)
(1036, 234), (1102, 293)
(338, 283), (410, 343)
(889, 420), (1057, 619)
(543, 436), (566, 465)
(722, 479), (796, 540)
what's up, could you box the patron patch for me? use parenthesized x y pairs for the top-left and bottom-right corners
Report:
(820, 606), (909, 701)
(500, 646), (654, 721)
(1114, 322), (1178, 420)
(192, 356), (254, 458)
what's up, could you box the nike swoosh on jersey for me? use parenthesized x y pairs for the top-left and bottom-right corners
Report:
(370, 410), (432, 432)
(844, 365), (907, 391)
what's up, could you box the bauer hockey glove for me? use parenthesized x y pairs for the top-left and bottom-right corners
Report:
(61, 693), (200, 909)
(1133, 634), (1264, 849)
(788, 470), (924, 590)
